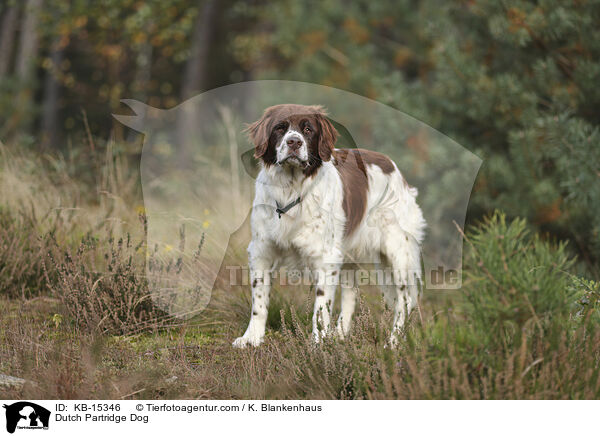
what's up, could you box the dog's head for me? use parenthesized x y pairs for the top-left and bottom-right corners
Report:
(246, 104), (338, 174)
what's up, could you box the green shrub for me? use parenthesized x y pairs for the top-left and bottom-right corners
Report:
(573, 276), (600, 325)
(462, 212), (577, 347)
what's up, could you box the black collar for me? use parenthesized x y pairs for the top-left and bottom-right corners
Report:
(275, 196), (302, 219)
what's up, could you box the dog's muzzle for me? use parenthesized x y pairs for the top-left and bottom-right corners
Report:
(278, 132), (307, 166)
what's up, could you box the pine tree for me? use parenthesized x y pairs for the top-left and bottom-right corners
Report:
(420, 0), (600, 274)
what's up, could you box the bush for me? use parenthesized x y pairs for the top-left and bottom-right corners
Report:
(573, 276), (600, 325)
(462, 211), (577, 349)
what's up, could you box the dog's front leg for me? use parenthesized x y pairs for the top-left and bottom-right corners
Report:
(311, 256), (342, 343)
(232, 241), (274, 348)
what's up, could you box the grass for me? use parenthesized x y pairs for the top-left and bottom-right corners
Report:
(0, 141), (599, 400)
(2, 288), (600, 400)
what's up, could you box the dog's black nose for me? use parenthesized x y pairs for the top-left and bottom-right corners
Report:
(286, 137), (302, 151)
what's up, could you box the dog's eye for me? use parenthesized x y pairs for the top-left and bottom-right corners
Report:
(303, 126), (311, 134)
(275, 124), (286, 131)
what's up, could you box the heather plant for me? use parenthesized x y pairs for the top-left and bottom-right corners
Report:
(45, 231), (171, 336)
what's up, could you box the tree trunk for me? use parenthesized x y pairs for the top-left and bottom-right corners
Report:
(180, 0), (217, 100)
(15, 0), (43, 79)
(8, 0), (43, 136)
(177, 0), (218, 168)
(0, 4), (20, 77)
(40, 37), (64, 149)
(126, 38), (153, 142)
(133, 41), (153, 102)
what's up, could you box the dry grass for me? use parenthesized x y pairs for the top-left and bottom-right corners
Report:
(2, 289), (599, 400)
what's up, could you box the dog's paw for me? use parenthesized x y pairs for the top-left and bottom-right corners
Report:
(336, 321), (351, 340)
(312, 328), (332, 344)
(385, 334), (400, 349)
(232, 334), (264, 348)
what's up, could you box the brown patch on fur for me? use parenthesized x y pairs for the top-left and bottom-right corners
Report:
(316, 288), (325, 297)
(352, 148), (395, 174)
(333, 149), (368, 236)
(334, 148), (397, 236)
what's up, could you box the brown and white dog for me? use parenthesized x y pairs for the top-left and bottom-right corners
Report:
(232, 104), (426, 348)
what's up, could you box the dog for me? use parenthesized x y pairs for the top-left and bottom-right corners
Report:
(232, 104), (426, 348)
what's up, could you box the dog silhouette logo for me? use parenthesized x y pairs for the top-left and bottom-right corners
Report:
(113, 80), (481, 320)
(2, 402), (50, 433)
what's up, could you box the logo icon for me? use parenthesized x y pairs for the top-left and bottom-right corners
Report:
(2, 402), (50, 434)
(112, 80), (481, 322)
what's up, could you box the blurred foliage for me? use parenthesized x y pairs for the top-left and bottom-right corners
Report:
(0, 0), (598, 275)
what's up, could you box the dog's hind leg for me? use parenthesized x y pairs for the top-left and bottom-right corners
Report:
(376, 255), (396, 310)
(380, 226), (422, 347)
(311, 255), (342, 343)
(336, 270), (357, 338)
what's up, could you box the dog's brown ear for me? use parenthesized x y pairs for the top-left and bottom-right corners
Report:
(316, 113), (338, 162)
(245, 111), (272, 159)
